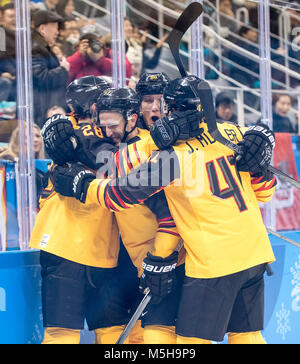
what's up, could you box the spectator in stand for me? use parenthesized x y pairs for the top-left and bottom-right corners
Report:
(0, 122), (48, 204)
(211, 0), (239, 39)
(123, 17), (168, 82)
(0, 3), (16, 102)
(33, 0), (59, 12)
(55, 0), (75, 19)
(67, 32), (132, 83)
(57, 19), (81, 57)
(224, 25), (259, 90)
(55, 0), (96, 33)
(215, 91), (238, 125)
(124, 17), (143, 81)
(289, 32), (300, 89)
(0, 124), (44, 161)
(272, 93), (296, 133)
(31, 10), (70, 127)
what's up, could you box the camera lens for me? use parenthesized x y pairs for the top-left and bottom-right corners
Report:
(90, 40), (102, 53)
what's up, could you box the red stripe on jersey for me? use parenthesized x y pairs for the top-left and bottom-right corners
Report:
(114, 150), (123, 177)
(104, 189), (119, 211)
(157, 216), (173, 222)
(133, 143), (141, 164)
(157, 229), (180, 237)
(125, 147), (134, 172)
(117, 183), (133, 204)
(111, 184), (128, 209)
(253, 180), (276, 192)
(97, 180), (106, 205)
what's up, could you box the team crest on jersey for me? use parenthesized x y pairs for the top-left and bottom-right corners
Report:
(103, 89), (113, 96)
(149, 75), (158, 80)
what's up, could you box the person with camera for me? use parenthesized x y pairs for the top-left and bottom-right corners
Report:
(67, 33), (132, 83)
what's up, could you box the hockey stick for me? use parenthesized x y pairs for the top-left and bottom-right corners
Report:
(115, 288), (152, 344)
(166, 3), (300, 190)
(166, 2), (203, 77)
(267, 228), (300, 249)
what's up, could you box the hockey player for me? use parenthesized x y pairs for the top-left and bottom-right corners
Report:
(136, 72), (170, 130)
(97, 86), (185, 344)
(30, 76), (135, 344)
(36, 81), (182, 344)
(51, 75), (277, 344)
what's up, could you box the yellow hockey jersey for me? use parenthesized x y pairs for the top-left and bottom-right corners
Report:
(87, 121), (276, 278)
(30, 119), (120, 268)
(114, 128), (185, 274)
(29, 178), (120, 268)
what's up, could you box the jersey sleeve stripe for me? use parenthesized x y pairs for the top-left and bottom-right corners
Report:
(157, 229), (180, 237)
(133, 143), (141, 165)
(125, 146), (134, 173)
(114, 150), (123, 177)
(110, 184), (130, 209)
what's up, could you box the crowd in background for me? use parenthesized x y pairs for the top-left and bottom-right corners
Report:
(0, 0), (298, 156)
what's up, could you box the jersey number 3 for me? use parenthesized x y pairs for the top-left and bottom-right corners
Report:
(206, 156), (247, 212)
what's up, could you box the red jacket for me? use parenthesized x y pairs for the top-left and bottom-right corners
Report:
(67, 48), (132, 83)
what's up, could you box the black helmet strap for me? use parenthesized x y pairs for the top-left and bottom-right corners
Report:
(121, 110), (138, 143)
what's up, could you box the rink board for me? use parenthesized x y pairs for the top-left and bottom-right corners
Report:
(0, 232), (299, 344)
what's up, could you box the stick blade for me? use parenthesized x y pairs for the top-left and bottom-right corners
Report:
(166, 2), (203, 77)
(167, 2), (203, 38)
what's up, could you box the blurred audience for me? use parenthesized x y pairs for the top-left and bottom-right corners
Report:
(0, 123), (44, 160)
(211, 0), (239, 39)
(0, 122), (48, 203)
(0, 3), (16, 102)
(0, 0), (298, 139)
(272, 93), (296, 133)
(55, 0), (75, 19)
(33, 0), (59, 12)
(215, 91), (238, 124)
(31, 9), (69, 127)
(57, 19), (80, 56)
(224, 25), (260, 89)
(123, 17), (168, 82)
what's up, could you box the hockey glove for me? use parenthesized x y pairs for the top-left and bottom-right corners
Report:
(139, 251), (178, 304)
(41, 114), (79, 165)
(150, 110), (204, 150)
(236, 123), (275, 174)
(51, 162), (95, 203)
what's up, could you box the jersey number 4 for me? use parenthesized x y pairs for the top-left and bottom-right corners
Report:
(206, 156), (247, 212)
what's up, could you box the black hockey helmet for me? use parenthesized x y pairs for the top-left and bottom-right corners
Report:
(163, 76), (203, 113)
(97, 87), (140, 142)
(66, 76), (110, 117)
(136, 72), (170, 97)
(97, 87), (140, 116)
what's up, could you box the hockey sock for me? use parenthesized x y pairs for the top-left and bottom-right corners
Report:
(228, 331), (266, 344)
(144, 325), (177, 344)
(42, 327), (81, 344)
(94, 325), (129, 344)
(176, 334), (212, 344)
